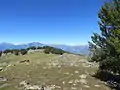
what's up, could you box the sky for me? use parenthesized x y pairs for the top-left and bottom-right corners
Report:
(0, 0), (106, 45)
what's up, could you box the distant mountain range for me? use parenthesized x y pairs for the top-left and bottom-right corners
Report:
(0, 42), (89, 55)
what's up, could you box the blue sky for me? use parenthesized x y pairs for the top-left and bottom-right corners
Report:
(0, 0), (105, 45)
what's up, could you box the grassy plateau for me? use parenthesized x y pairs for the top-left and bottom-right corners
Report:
(0, 51), (110, 90)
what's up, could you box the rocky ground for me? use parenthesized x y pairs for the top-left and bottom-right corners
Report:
(0, 52), (111, 90)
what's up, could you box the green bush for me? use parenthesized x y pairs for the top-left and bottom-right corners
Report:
(30, 46), (36, 50)
(3, 49), (12, 54)
(13, 50), (19, 56)
(44, 49), (50, 54)
(26, 47), (31, 51)
(37, 47), (43, 49)
(20, 49), (27, 55)
(0, 51), (2, 57)
(43, 46), (66, 55)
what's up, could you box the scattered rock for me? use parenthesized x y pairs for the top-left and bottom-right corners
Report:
(79, 79), (87, 84)
(79, 74), (87, 79)
(56, 86), (61, 88)
(58, 65), (61, 68)
(71, 87), (77, 89)
(25, 85), (41, 90)
(50, 85), (56, 89)
(43, 67), (47, 69)
(62, 81), (65, 85)
(74, 70), (79, 74)
(83, 85), (90, 88)
(44, 86), (52, 90)
(20, 81), (41, 90)
(0, 76), (7, 82)
(74, 79), (80, 83)
(7, 64), (12, 67)
(0, 84), (9, 88)
(94, 84), (101, 87)
(0, 67), (3, 71)
(64, 72), (69, 75)
(73, 83), (76, 86)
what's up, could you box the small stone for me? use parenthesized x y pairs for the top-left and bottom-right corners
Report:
(0, 84), (9, 88)
(0, 76), (7, 82)
(0, 67), (3, 71)
(84, 85), (90, 88)
(74, 79), (80, 83)
(69, 80), (73, 84)
(74, 70), (79, 74)
(79, 74), (87, 79)
(43, 67), (47, 69)
(20, 81), (27, 86)
(73, 83), (76, 86)
(94, 85), (101, 87)
(55, 86), (61, 89)
(79, 79), (87, 84)
(58, 65), (61, 68)
(62, 81), (65, 85)
(65, 72), (69, 75)
(7, 64), (11, 67)
(71, 87), (77, 89)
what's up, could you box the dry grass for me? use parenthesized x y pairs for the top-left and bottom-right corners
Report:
(0, 52), (111, 90)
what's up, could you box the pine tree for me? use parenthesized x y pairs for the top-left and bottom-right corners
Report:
(89, 0), (120, 74)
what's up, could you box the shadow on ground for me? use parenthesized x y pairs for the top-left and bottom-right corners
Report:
(92, 70), (120, 90)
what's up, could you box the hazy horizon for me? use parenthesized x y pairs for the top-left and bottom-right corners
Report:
(0, 0), (106, 45)
(0, 42), (89, 46)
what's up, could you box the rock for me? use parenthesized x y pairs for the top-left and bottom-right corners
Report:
(0, 84), (9, 88)
(20, 81), (27, 86)
(71, 87), (77, 89)
(94, 85), (101, 87)
(62, 81), (65, 85)
(79, 79), (87, 84)
(26, 85), (41, 90)
(20, 81), (41, 90)
(73, 83), (76, 86)
(65, 72), (69, 75)
(44, 86), (52, 90)
(79, 74), (87, 79)
(7, 64), (12, 67)
(68, 80), (74, 84)
(0, 67), (3, 71)
(74, 79), (80, 83)
(43, 67), (47, 69)
(83, 85), (90, 88)
(58, 65), (61, 68)
(55, 86), (61, 89)
(20, 81), (55, 90)
(50, 85), (56, 89)
(0, 76), (7, 82)
(74, 70), (79, 74)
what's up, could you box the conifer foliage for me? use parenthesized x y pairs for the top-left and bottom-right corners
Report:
(89, 0), (120, 74)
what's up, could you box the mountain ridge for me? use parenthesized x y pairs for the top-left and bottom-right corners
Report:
(0, 42), (89, 55)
